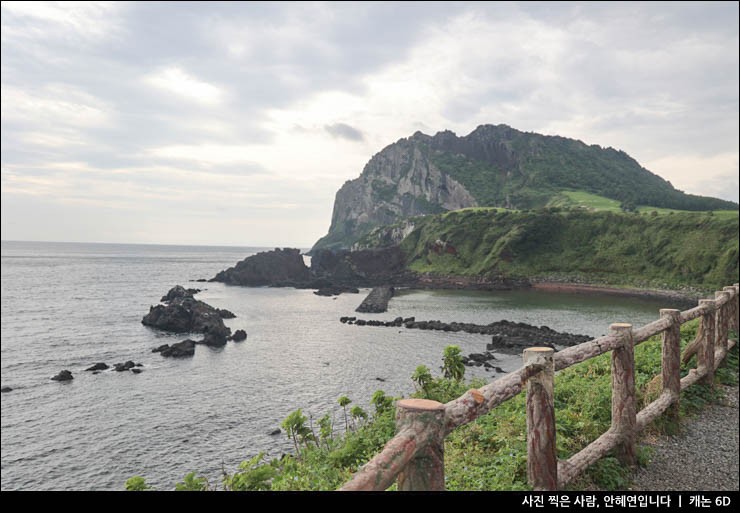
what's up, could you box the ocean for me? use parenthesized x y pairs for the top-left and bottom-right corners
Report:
(0, 240), (679, 490)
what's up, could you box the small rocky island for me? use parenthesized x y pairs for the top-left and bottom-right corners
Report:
(142, 285), (244, 357)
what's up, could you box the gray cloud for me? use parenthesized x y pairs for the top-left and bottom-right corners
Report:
(1, 2), (737, 245)
(325, 123), (365, 142)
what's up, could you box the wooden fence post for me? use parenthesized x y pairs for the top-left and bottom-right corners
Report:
(609, 323), (636, 467)
(395, 399), (446, 491)
(715, 291), (731, 352)
(524, 347), (557, 491)
(698, 300), (716, 387)
(736, 284), (740, 332)
(724, 285), (738, 332)
(660, 309), (681, 424)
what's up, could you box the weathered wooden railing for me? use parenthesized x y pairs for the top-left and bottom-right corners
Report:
(340, 283), (740, 491)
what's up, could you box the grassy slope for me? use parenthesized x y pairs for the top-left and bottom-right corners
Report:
(429, 128), (738, 212)
(549, 190), (739, 218)
(398, 208), (738, 291)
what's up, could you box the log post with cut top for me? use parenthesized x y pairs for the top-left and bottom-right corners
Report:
(395, 398), (446, 491)
(698, 299), (716, 387)
(610, 323), (636, 467)
(524, 347), (557, 491)
(724, 285), (739, 332)
(715, 291), (731, 352)
(660, 309), (682, 424)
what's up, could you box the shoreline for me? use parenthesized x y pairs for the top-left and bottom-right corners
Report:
(398, 272), (703, 308)
(529, 281), (701, 308)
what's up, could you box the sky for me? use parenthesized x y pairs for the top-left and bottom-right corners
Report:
(1, 1), (738, 247)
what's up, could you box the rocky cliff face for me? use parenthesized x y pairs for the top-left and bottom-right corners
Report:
(312, 136), (477, 251)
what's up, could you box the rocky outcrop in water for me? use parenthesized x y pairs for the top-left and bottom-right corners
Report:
(314, 285), (360, 296)
(231, 329), (247, 342)
(211, 245), (416, 293)
(462, 352), (504, 372)
(85, 363), (109, 372)
(142, 296), (231, 343)
(161, 285), (201, 303)
(197, 333), (227, 347)
(51, 370), (73, 381)
(355, 286), (395, 313)
(342, 317), (590, 355)
(211, 248), (310, 286)
(154, 339), (196, 358)
(113, 361), (140, 372)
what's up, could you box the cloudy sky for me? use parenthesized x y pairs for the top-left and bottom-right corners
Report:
(1, 1), (738, 247)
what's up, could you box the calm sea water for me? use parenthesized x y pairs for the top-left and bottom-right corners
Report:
(0, 241), (681, 490)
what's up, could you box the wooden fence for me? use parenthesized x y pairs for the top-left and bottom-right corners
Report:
(339, 283), (740, 491)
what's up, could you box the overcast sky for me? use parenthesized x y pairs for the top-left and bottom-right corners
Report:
(1, 1), (738, 247)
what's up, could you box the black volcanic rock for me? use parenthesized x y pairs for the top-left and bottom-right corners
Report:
(161, 285), (200, 303)
(142, 296), (231, 340)
(85, 363), (109, 372)
(348, 317), (590, 355)
(51, 370), (73, 381)
(131, 368), (143, 374)
(113, 361), (137, 372)
(197, 333), (227, 347)
(314, 285), (360, 296)
(356, 286), (394, 313)
(152, 344), (169, 353)
(310, 247), (412, 287)
(159, 339), (196, 358)
(231, 329), (247, 342)
(217, 308), (236, 319)
(212, 248), (310, 286)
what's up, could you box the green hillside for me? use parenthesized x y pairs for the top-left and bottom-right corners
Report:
(427, 125), (737, 211)
(389, 209), (739, 291)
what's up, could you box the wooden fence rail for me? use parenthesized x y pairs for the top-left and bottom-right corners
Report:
(339, 283), (740, 491)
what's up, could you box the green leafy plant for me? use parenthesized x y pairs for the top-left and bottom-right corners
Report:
(411, 365), (433, 395)
(124, 476), (150, 491)
(175, 472), (209, 491)
(281, 409), (315, 455)
(442, 345), (465, 381)
(318, 413), (334, 447)
(338, 395), (352, 432)
(350, 405), (368, 429)
(370, 390), (393, 416)
(223, 453), (276, 491)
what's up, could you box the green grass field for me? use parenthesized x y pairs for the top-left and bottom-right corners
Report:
(550, 190), (623, 211)
(550, 190), (738, 218)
